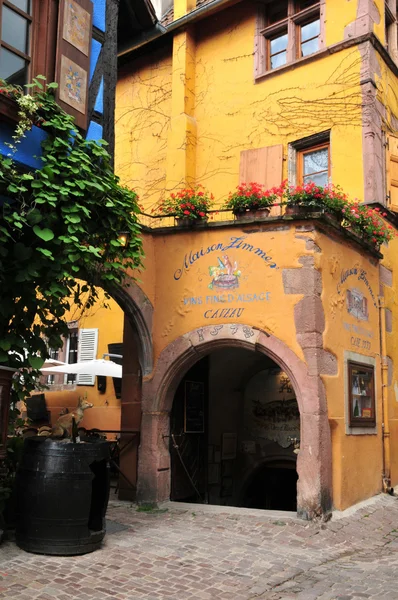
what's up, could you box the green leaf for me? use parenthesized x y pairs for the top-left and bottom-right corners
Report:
(0, 340), (11, 351)
(28, 355), (44, 369)
(33, 226), (54, 242)
(37, 248), (54, 260)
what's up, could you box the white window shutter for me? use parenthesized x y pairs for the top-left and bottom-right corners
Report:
(77, 328), (98, 386)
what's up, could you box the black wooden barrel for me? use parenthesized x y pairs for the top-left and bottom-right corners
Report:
(15, 437), (110, 555)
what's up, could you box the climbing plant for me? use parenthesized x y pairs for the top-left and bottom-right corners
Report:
(0, 77), (143, 400)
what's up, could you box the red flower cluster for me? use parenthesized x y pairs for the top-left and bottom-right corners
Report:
(153, 185), (213, 221)
(286, 181), (348, 210)
(225, 181), (285, 213)
(344, 204), (394, 246)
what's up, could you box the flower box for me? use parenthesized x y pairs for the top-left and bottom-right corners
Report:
(225, 182), (283, 215)
(176, 216), (208, 227)
(284, 204), (321, 216)
(154, 185), (213, 222)
(234, 207), (271, 220)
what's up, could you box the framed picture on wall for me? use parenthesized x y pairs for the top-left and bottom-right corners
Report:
(348, 361), (375, 427)
(184, 381), (205, 433)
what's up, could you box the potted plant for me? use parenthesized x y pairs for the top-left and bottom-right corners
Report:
(225, 181), (283, 219)
(284, 181), (328, 215)
(156, 185), (213, 226)
(342, 204), (395, 248)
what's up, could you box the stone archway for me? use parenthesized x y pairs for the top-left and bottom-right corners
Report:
(108, 277), (153, 376)
(137, 324), (332, 520)
(104, 276), (153, 500)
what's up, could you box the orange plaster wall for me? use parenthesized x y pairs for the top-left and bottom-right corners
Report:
(149, 224), (307, 363)
(43, 292), (124, 434)
(379, 235), (398, 488)
(320, 232), (382, 509)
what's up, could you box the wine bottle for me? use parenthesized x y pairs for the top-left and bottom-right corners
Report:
(354, 400), (360, 417)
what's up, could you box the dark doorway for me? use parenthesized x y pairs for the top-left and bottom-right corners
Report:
(169, 348), (299, 512)
(170, 357), (208, 503)
(242, 462), (298, 511)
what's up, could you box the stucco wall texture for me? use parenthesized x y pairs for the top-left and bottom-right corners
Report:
(58, 0), (398, 513)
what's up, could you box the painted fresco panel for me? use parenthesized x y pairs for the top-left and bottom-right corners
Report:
(63, 0), (91, 56)
(59, 56), (88, 114)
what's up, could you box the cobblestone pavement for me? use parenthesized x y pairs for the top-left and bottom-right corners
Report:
(2, 494), (398, 599)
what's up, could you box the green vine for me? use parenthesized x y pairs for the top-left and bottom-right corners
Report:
(0, 77), (143, 400)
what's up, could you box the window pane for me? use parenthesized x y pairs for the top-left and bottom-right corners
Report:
(270, 51), (287, 69)
(301, 19), (320, 42)
(350, 365), (374, 420)
(270, 33), (288, 54)
(301, 38), (319, 56)
(2, 6), (29, 54)
(8, 0), (30, 13)
(268, 1), (288, 24)
(67, 331), (78, 384)
(0, 47), (27, 85)
(303, 171), (329, 186)
(297, 0), (319, 10)
(303, 148), (328, 174)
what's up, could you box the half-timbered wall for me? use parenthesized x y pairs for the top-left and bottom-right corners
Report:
(0, 0), (119, 168)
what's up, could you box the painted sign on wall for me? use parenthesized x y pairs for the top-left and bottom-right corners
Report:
(175, 235), (277, 320)
(336, 264), (377, 353)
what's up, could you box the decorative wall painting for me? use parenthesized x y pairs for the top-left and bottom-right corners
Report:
(63, 0), (90, 56)
(59, 56), (87, 114)
(346, 288), (368, 321)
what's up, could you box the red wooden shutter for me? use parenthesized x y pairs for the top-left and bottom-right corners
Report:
(55, 0), (93, 130)
(239, 145), (284, 215)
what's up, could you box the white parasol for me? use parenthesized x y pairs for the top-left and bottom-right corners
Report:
(42, 359), (66, 368)
(41, 358), (122, 378)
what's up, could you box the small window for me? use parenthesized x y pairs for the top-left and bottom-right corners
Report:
(298, 143), (330, 186)
(268, 31), (288, 69)
(297, 0), (319, 10)
(348, 362), (376, 427)
(298, 18), (320, 58)
(267, 0), (288, 25)
(66, 329), (78, 385)
(47, 347), (59, 386)
(259, 0), (321, 74)
(0, 0), (32, 86)
(385, 2), (398, 58)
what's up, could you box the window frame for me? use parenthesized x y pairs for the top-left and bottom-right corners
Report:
(0, 0), (57, 123)
(297, 141), (330, 186)
(0, 0), (33, 88)
(65, 327), (78, 385)
(295, 15), (321, 60)
(46, 346), (59, 386)
(266, 26), (289, 70)
(257, 0), (322, 76)
(348, 361), (376, 428)
(385, 1), (398, 62)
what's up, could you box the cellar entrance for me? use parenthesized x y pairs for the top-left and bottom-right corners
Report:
(241, 461), (298, 511)
(170, 347), (300, 512)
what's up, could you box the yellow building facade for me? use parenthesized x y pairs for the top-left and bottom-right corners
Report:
(43, 0), (398, 516)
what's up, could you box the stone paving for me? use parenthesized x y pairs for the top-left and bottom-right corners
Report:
(2, 494), (398, 599)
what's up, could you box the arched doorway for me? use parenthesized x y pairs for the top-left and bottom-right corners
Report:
(138, 324), (332, 520)
(169, 348), (300, 511)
